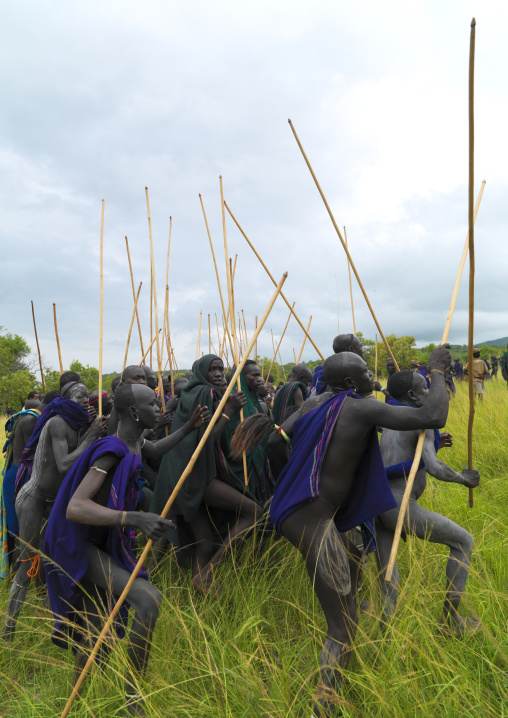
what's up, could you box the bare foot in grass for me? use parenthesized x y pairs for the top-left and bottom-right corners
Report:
(437, 616), (481, 637)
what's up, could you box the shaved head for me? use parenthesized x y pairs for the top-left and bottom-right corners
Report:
(332, 334), (364, 359)
(323, 352), (372, 395)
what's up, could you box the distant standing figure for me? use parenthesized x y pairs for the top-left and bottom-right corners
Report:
(490, 356), (499, 380)
(500, 344), (508, 388)
(453, 358), (464, 381)
(465, 350), (489, 402)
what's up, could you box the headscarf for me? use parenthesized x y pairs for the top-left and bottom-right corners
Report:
(150, 354), (220, 522)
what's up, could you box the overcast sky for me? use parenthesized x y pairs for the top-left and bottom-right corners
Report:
(1, 1), (506, 375)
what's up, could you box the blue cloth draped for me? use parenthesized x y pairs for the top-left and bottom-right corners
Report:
(15, 397), (90, 494)
(44, 436), (146, 650)
(310, 366), (327, 396)
(270, 391), (397, 551)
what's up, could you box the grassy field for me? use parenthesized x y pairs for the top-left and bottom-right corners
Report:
(0, 379), (507, 717)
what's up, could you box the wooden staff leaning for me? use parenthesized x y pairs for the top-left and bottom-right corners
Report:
(125, 237), (144, 356)
(267, 302), (295, 381)
(344, 226), (356, 335)
(59, 270), (288, 718)
(297, 316), (312, 363)
(31, 300), (45, 393)
(98, 200), (104, 416)
(122, 283), (142, 372)
(287, 120), (399, 370)
(53, 303), (63, 375)
(224, 201), (325, 362)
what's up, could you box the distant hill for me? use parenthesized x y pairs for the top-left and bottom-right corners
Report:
(473, 337), (508, 348)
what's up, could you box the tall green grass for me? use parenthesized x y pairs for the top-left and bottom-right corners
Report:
(0, 379), (506, 717)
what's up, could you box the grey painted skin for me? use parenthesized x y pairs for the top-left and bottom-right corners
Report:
(376, 372), (481, 637)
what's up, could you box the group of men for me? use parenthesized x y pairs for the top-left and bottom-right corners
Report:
(0, 334), (482, 716)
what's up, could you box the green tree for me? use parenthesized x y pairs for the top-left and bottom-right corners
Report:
(0, 327), (37, 412)
(69, 360), (100, 392)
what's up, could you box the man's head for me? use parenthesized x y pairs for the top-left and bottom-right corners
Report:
(322, 353), (373, 396)
(174, 377), (189, 398)
(243, 360), (264, 392)
(60, 371), (81, 390)
(89, 389), (113, 416)
(121, 365), (148, 385)
(454, 357), (460, 362)
(473, 350), (481, 359)
(257, 381), (269, 398)
(387, 370), (429, 407)
(141, 365), (157, 390)
(288, 363), (313, 387)
(42, 390), (61, 406)
(386, 358), (396, 376)
(332, 333), (364, 359)
(114, 383), (159, 429)
(111, 376), (121, 393)
(62, 382), (90, 410)
(24, 399), (42, 410)
(27, 391), (39, 401)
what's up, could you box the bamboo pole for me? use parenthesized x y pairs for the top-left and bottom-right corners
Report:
(467, 18), (476, 509)
(267, 304), (295, 382)
(149, 265), (153, 370)
(160, 218), (172, 368)
(98, 200), (104, 416)
(442, 182), (485, 341)
(287, 121), (398, 370)
(242, 310), (249, 358)
(374, 333), (378, 399)
(122, 283), (143, 372)
(165, 310), (174, 394)
(199, 194), (235, 358)
(145, 188), (165, 416)
(297, 316), (312, 363)
(225, 201), (325, 362)
(229, 258), (249, 486)
(386, 24), (478, 578)
(344, 227), (356, 335)
(59, 271), (288, 718)
(254, 315), (258, 361)
(53, 303), (63, 375)
(195, 311), (203, 361)
(125, 237), (144, 356)
(335, 274), (340, 333)
(138, 330), (161, 366)
(292, 348), (297, 364)
(30, 301), (45, 393)
(215, 314), (222, 359)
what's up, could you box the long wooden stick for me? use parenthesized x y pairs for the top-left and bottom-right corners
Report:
(125, 237), (144, 356)
(344, 227), (356, 335)
(442, 182), (485, 341)
(386, 25), (479, 578)
(138, 330), (161, 366)
(161, 218), (172, 369)
(59, 271), (288, 718)
(467, 18), (476, 509)
(288, 120), (398, 370)
(374, 333), (378, 400)
(254, 315), (258, 361)
(145, 188), (165, 416)
(31, 301), (45, 393)
(98, 200), (104, 416)
(53, 303), (63, 375)
(297, 316), (312, 363)
(122, 283), (143, 372)
(267, 305), (294, 381)
(242, 310), (249, 358)
(229, 258), (249, 485)
(199, 194), (235, 358)
(225, 201), (325, 362)
(195, 311), (203, 361)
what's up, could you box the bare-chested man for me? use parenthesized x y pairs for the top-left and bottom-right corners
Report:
(1, 381), (107, 641)
(265, 345), (451, 716)
(44, 383), (208, 717)
(376, 370), (480, 636)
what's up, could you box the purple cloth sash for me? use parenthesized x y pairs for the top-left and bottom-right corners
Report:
(44, 436), (146, 650)
(270, 391), (397, 543)
(15, 397), (90, 493)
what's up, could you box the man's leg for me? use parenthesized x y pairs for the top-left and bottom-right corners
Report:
(374, 519), (400, 627)
(1, 492), (45, 641)
(191, 479), (260, 593)
(283, 500), (359, 717)
(83, 543), (162, 717)
(379, 499), (478, 635)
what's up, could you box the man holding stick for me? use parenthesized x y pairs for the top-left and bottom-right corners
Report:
(235, 344), (452, 716)
(376, 370), (480, 637)
(44, 383), (209, 717)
